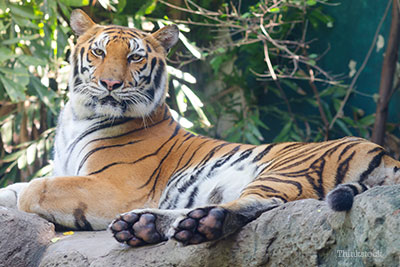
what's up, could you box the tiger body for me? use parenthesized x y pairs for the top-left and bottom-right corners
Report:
(1, 10), (399, 246)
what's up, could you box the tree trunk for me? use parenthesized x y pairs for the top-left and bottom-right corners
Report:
(372, 0), (400, 145)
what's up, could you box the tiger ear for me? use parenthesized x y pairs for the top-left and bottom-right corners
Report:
(151, 25), (179, 52)
(70, 9), (96, 36)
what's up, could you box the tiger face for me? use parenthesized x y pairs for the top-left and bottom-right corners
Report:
(69, 10), (179, 119)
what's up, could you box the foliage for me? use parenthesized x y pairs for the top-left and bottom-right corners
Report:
(0, 0), (394, 186)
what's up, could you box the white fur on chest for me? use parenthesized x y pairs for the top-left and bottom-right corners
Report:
(53, 102), (105, 176)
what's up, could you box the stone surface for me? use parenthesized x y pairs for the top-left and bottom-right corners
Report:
(0, 207), (55, 267)
(2, 185), (400, 267)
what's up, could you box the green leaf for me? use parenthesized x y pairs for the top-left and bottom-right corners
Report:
(9, 4), (39, 19)
(0, 47), (17, 63)
(269, 7), (280, 13)
(57, 25), (69, 58)
(274, 120), (293, 142)
(17, 150), (27, 169)
(26, 143), (37, 165)
(145, 0), (157, 15)
(306, 0), (317, 6)
(0, 0), (6, 11)
(2, 149), (24, 163)
(2, 34), (40, 45)
(18, 55), (47, 67)
(336, 119), (353, 136)
(244, 131), (261, 145)
(0, 74), (26, 102)
(357, 114), (375, 126)
(0, 66), (30, 77)
(12, 16), (40, 29)
(30, 77), (58, 114)
(59, 0), (90, 7)
(117, 0), (127, 12)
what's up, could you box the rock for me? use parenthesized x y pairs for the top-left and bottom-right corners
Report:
(0, 207), (55, 267)
(2, 185), (400, 266)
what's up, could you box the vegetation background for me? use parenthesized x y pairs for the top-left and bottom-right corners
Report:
(0, 0), (399, 185)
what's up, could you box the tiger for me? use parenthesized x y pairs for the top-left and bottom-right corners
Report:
(0, 9), (399, 247)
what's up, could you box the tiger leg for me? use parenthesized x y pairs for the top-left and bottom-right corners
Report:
(17, 176), (126, 230)
(110, 196), (281, 247)
(111, 172), (312, 246)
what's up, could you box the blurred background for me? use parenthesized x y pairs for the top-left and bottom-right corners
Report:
(0, 0), (399, 185)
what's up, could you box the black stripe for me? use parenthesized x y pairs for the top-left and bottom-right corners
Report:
(64, 118), (130, 170)
(359, 151), (386, 182)
(269, 139), (345, 171)
(252, 144), (275, 163)
(77, 139), (143, 174)
(76, 115), (171, 162)
(80, 47), (89, 74)
(175, 143), (232, 196)
(367, 147), (383, 154)
(163, 138), (211, 197)
(145, 57), (157, 84)
(335, 151), (356, 186)
(139, 62), (148, 72)
(147, 44), (152, 53)
(88, 123), (181, 176)
(207, 145), (241, 175)
(245, 184), (280, 194)
(74, 77), (82, 87)
(185, 186), (198, 208)
(153, 60), (165, 89)
(257, 177), (303, 197)
(274, 139), (355, 172)
(125, 31), (140, 39)
(139, 138), (180, 190)
(338, 142), (359, 159)
(147, 87), (155, 101)
(230, 147), (255, 166)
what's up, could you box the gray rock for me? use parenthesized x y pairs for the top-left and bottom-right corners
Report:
(0, 207), (55, 267)
(2, 185), (400, 267)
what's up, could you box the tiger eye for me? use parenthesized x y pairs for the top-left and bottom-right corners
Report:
(92, 48), (105, 57)
(128, 54), (143, 63)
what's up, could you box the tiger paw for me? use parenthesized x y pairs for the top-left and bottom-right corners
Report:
(173, 207), (226, 245)
(110, 212), (165, 247)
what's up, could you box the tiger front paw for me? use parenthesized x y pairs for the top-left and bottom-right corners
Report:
(0, 183), (28, 209)
(110, 212), (166, 247)
(173, 207), (226, 245)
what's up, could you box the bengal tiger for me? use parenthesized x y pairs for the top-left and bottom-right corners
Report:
(0, 9), (399, 247)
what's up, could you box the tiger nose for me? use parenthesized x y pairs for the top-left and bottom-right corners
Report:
(100, 79), (123, 91)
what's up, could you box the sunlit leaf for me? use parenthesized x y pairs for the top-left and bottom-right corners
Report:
(59, 0), (90, 7)
(32, 164), (53, 178)
(269, 7), (280, 13)
(30, 77), (58, 114)
(26, 143), (37, 165)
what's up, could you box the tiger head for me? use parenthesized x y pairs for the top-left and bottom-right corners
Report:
(68, 9), (179, 119)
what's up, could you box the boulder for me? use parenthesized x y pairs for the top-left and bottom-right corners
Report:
(0, 207), (55, 267)
(1, 185), (400, 266)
